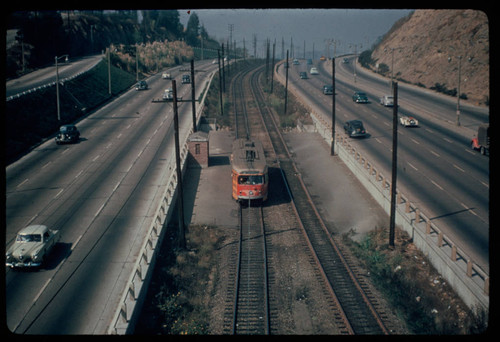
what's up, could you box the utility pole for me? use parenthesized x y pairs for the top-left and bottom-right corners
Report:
(284, 50), (289, 117)
(221, 43), (226, 93)
(271, 41), (275, 93)
(172, 80), (186, 249)
(190, 59), (197, 133)
(217, 49), (223, 116)
(331, 57), (336, 156)
(107, 47), (112, 95)
(265, 38), (270, 82)
(389, 81), (398, 248)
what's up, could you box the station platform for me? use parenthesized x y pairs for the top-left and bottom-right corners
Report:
(183, 129), (387, 240)
(184, 130), (239, 228)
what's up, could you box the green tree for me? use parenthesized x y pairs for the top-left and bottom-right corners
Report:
(185, 12), (200, 46)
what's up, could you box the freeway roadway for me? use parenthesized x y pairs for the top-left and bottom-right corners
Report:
(5, 60), (217, 334)
(280, 56), (489, 274)
(6, 54), (104, 99)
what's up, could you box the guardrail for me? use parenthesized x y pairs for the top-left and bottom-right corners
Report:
(7, 61), (101, 102)
(107, 71), (215, 334)
(274, 62), (489, 313)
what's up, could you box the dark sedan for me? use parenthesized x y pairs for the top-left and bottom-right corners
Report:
(135, 80), (148, 90)
(55, 124), (80, 144)
(352, 91), (369, 103)
(344, 120), (367, 138)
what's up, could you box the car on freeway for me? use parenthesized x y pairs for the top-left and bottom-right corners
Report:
(471, 123), (489, 155)
(300, 71), (308, 79)
(135, 80), (148, 90)
(380, 95), (394, 107)
(6, 225), (60, 268)
(182, 74), (191, 84)
(55, 124), (80, 144)
(163, 88), (174, 101)
(310, 67), (319, 75)
(293, 58), (300, 65)
(320, 55), (326, 61)
(343, 58), (349, 64)
(307, 59), (313, 65)
(323, 85), (333, 95)
(399, 115), (419, 127)
(162, 72), (171, 79)
(344, 120), (367, 138)
(352, 91), (369, 103)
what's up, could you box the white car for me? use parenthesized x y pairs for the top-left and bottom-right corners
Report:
(310, 67), (319, 75)
(6, 225), (60, 268)
(162, 72), (171, 79)
(400, 115), (419, 127)
(380, 95), (394, 107)
(163, 88), (173, 101)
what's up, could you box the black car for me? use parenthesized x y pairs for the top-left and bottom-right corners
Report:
(352, 91), (368, 103)
(343, 120), (367, 138)
(135, 80), (148, 90)
(55, 124), (80, 144)
(323, 85), (333, 95)
(299, 71), (308, 79)
(182, 74), (191, 84)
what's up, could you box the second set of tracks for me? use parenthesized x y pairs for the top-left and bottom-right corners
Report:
(222, 61), (392, 335)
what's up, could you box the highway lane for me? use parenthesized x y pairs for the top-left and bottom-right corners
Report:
(5, 60), (216, 333)
(281, 58), (489, 273)
(6, 54), (104, 98)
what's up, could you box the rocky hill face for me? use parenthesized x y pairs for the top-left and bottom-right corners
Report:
(368, 9), (489, 106)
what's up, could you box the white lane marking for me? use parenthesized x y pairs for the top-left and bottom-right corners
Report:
(75, 170), (83, 179)
(54, 188), (64, 199)
(95, 202), (106, 217)
(443, 137), (453, 144)
(411, 138), (420, 145)
(430, 150), (440, 158)
(453, 164), (465, 173)
(407, 162), (418, 171)
(92, 154), (100, 162)
(33, 278), (52, 305)
(72, 234), (83, 251)
(17, 178), (29, 188)
(430, 179), (444, 190)
(460, 202), (478, 217)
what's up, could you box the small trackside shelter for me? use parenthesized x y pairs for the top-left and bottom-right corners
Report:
(187, 131), (209, 168)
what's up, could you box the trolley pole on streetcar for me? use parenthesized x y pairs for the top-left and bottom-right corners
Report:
(190, 59), (197, 133)
(172, 80), (186, 249)
(389, 81), (398, 248)
(331, 57), (336, 156)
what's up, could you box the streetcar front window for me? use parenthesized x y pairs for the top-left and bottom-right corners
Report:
(238, 175), (263, 185)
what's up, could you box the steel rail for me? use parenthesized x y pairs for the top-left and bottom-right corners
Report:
(250, 65), (390, 335)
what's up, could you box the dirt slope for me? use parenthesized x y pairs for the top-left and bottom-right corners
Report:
(369, 9), (489, 106)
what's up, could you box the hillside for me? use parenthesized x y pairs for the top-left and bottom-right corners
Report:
(365, 9), (489, 106)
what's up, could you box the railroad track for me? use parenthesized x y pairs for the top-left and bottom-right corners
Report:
(233, 204), (270, 334)
(223, 62), (271, 334)
(249, 65), (390, 335)
(223, 60), (391, 334)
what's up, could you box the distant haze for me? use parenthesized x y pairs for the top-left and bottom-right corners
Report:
(180, 8), (413, 58)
